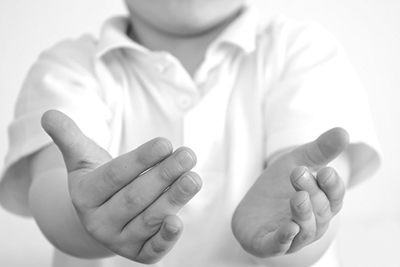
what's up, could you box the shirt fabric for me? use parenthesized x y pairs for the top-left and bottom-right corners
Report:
(1, 3), (381, 267)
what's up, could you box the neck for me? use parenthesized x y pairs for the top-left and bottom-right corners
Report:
(128, 13), (240, 77)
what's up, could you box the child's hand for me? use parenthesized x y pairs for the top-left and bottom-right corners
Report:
(41, 110), (202, 264)
(232, 128), (349, 258)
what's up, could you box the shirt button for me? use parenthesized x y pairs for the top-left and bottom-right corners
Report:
(178, 96), (193, 109)
(156, 63), (167, 73)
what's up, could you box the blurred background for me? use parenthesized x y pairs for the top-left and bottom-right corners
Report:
(1, 0), (399, 266)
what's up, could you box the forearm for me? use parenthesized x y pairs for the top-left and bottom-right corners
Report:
(28, 168), (114, 258)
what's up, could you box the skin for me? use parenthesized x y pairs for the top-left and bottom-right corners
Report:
(30, 110), (202, 263)
(124, 0), (245, 76)
(232, 128), (349, 266)
(124, 0), (245, 37)
(29, 1), (248, 263)
(27, 1), (349, 265)
(31, 111), (348, 265)
(121, 1), (350, 262)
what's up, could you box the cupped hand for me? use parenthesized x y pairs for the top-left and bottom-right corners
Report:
(41, 110), (202, 264)
(232, 128), (349, 258)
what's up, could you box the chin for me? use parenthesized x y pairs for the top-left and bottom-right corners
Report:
(156, 10), (241, 37)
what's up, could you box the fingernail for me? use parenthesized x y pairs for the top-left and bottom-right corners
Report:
(152, 139), (171, 157)
(292, 166), (307, 180)
(295, 169), (312, 189)
(297, 196), (310, 210)
(319, 168), (335, 186)
(176, 150), (194, 169)
(180, 174), (198, 194)
(165, 224), (180, 234)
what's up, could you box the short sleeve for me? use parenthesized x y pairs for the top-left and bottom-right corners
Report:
(0, 36), (112, 216)
(263, 17), (381, 185)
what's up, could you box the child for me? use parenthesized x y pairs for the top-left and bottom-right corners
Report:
(0, 0), (381, 266)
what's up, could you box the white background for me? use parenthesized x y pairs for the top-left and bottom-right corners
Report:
(0, 0), (399, 266)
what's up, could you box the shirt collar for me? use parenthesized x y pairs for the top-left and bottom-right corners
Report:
(96, 17), (147, 58)
(95, 2), (260, 58)
(210, 3), (259, 54)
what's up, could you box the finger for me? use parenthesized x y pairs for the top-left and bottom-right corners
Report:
(121, 172), (201, 239)
(73, 137), (173, 207)
(291, 127), (349, 170)
(316, 167), (346, 215)
(255, 221), (299, 257)
(104, 148), (197, 226)
(289, 191), (316, 252)
(41, 109), (111, 172)
(134, 215), (183, 264)
(291, 167), (332, 239)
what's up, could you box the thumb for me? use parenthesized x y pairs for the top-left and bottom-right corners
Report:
(41, 109), (111, 173)
(291, 127), (350, 169)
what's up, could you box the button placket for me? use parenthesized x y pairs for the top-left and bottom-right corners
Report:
(178, 95), (193, 109)
(156, 63), (167, 73)
(152, 52), (171, 74)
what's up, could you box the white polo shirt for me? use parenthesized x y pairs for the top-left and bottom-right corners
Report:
(1, 3), (381, 267)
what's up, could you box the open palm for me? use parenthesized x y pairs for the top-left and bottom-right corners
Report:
(41, 110), (202, 263)
(232, 128), (349, 258)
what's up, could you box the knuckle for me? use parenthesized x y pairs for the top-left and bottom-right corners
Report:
(299, 229), (316, 242)
(316, 203), (331, 220)
(103, 165), (124, 188)
(276, 230), (296, 246)
(142, 214), (163, 232)
(124, 189), (146, 208)
(151, 240), (168, 254)
(158, 166), (175, 183)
